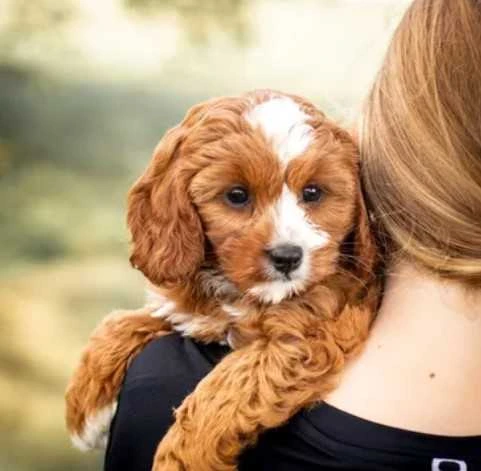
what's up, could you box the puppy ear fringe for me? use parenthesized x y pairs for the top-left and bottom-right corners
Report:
(340, 143), (380, 302)
(127, 123), (205, 286)
(353, 186), (378, 284)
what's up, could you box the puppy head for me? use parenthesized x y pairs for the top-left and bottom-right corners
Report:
(128, 90), (375, 303)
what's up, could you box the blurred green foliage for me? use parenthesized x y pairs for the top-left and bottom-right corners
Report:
(0, 0), (75, 58)
(125, 0), (252, 44)
(0, 64), (200, 267)
(0, 0), (407, 469)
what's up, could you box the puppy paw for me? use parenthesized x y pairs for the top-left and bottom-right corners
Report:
(70, 402), (118, 451)
(66, 306), (171, 451)
(65, 335), (122, 452)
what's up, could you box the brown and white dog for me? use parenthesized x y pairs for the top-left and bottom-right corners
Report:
(65, 89), (379, 470)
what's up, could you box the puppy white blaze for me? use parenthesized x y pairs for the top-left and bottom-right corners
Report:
(245, 97), (313, 164)
(248, 186), (330, 304)
(272, 185), (329, 250)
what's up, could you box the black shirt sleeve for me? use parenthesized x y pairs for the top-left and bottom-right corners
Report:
(104, 334), (229, 471)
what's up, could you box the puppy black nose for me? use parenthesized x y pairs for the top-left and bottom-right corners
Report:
(267, 244), (303, 275)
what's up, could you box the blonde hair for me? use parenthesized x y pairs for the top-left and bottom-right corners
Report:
(361, 0), (481, 286)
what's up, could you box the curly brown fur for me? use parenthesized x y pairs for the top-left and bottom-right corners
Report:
(153, 283), (377, 470)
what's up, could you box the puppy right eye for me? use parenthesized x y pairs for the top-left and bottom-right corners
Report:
(224, 186), (250, 208)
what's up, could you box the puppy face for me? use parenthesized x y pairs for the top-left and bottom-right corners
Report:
(128, 91), (373, 304)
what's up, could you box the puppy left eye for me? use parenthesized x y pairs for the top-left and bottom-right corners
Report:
(224, 186), (250, 208)
(302, 185), (324, 203)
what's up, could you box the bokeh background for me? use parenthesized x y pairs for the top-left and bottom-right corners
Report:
(0, 1), (410, 469)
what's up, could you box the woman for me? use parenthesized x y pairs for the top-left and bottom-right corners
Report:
(106, 0), (481, 469)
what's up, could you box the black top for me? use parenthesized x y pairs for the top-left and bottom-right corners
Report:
(105, 334), (481, 471)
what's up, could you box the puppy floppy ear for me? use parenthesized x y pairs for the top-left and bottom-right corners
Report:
(352, 185), (377, 285)
(334, 128), (377, 289)
(127, 121), (205, 285)
(340, 152), (378, 295)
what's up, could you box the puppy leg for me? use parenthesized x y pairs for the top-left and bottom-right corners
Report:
(152, 317), (347, 471)
(65, 306), (171, 450)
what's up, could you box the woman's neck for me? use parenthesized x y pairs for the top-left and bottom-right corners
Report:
(326, 260), (481, 435)
(380, 261), (481, 326)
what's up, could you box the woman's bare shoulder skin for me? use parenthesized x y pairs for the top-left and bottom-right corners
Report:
(326, 262), (481, 436)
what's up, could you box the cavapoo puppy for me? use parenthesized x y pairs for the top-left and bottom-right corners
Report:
(66, 89), (379, 470)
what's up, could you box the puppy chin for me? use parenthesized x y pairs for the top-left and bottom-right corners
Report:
(247, 276), (307, 304)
